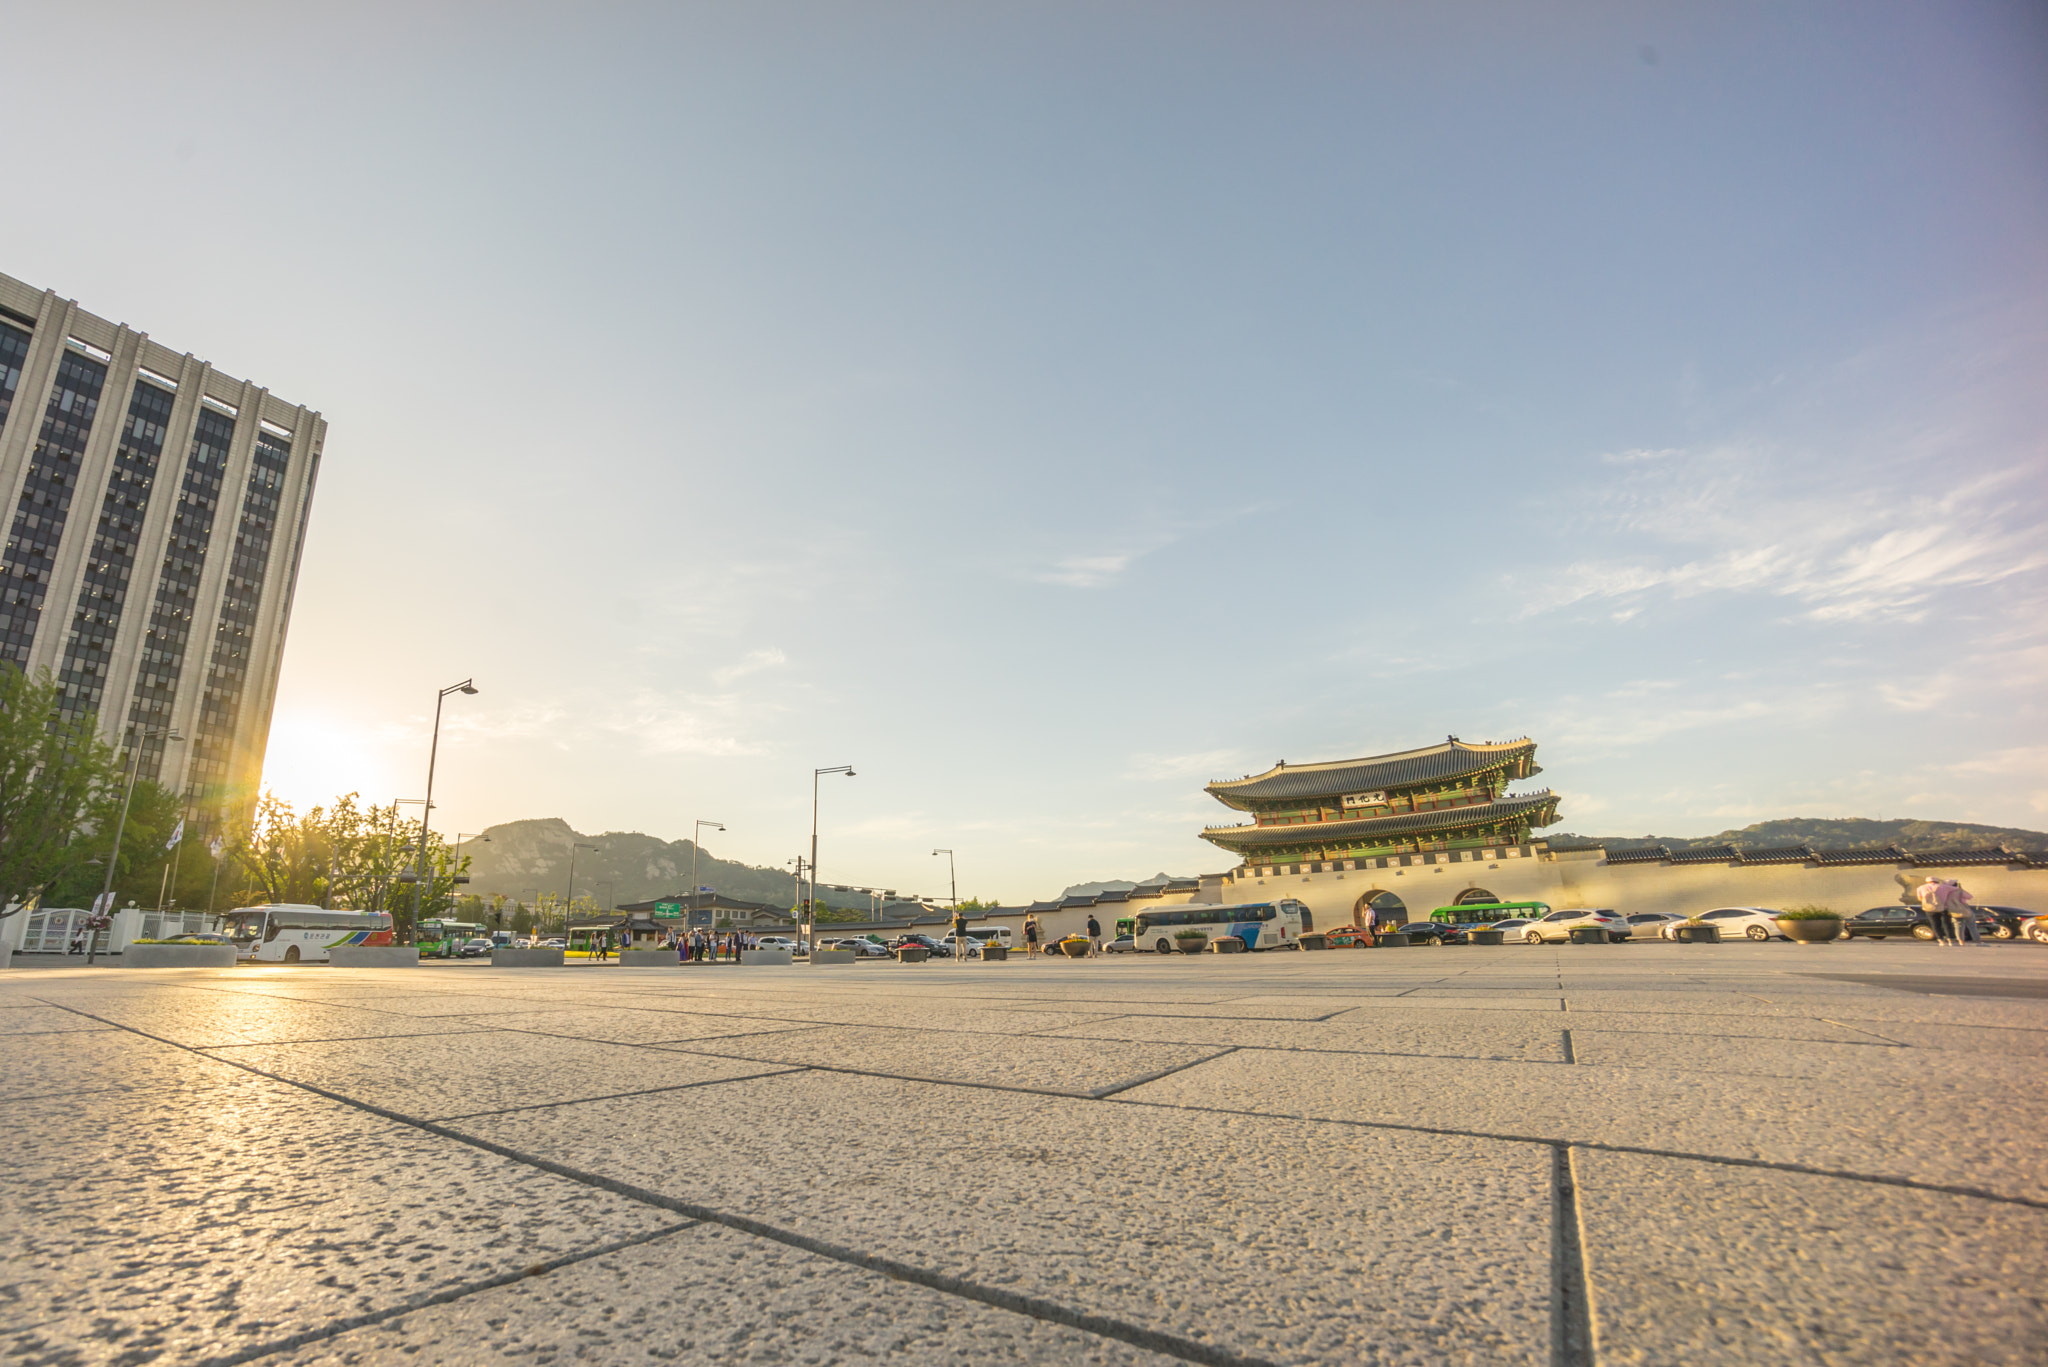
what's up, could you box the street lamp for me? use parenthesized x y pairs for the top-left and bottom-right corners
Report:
(691, 819), (724, 930)
(90, 724), (181, 964)
(410, 679), (477, 929)
(452, 834), (489, 888)
(932, 849), (956, 908)
(809, 765), (854, 957)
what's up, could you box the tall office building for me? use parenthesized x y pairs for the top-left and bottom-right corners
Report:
(0, 269), (323, 829)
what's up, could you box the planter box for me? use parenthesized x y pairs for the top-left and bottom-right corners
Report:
(1567, 926), (1608, 945)
(1296, 934), (1330, 951)
(620, 949), (686, 967)
(330, 946), (419, 968)
(811, 949), (856, 966)
(1209, 936), (1246, 954)
(123, 944), (236, 969)
(1675, 925), (1721, 944)
(1175, 939), (1207, 954)
(1060, 939), (1089, 958)
(489, 947), (564, 967)
(1377, 933), (1411, 947)
(981, 945), (1009, 962)
(896, 946), (929, 963)
(741, 949), (793, 966)
(1775, 919), (1843, 943)
(1470, 930), (1505, 946)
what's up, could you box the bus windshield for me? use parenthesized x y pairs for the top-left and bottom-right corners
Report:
(223, 910), (267, 942)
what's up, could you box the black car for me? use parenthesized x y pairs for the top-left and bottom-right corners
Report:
(891, 933), (949, 957)
(1400, 921), (1458, 945)
(1976, 906), (2040, 942)
(1842, 906), (1935, 941)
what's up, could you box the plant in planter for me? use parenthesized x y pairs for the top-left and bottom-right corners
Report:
(1173, 930), (1208, 955)
(1773, 904), (1844, 944)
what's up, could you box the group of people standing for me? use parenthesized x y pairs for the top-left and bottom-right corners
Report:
(1019, 912), (1103, 955)
(1917, 876), (1981, 946)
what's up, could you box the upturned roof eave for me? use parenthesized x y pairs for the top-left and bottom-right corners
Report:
(1199, 791), (1558, 850)
(1204, 738), (1539, 809)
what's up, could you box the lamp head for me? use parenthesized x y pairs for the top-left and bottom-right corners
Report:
(460, 684), (478, 695)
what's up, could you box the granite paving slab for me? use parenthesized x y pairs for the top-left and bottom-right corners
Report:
(205, 1030), (793, 1120)
(0, 1003), (118, 1034)
(1569, 1147), (2048, 1365)
(0, 1078), (678, 1367)
(263, 1222), (1182, 1367)
(448, 1070), (1556, 1365)
(36, 989), (500, 1047)
(1118, 1047), (2048, 1203)
(1039, 1011), (1573, 1062)
(0, 1026), (262, 1102)
(655, 1024), (1224, 1096)
(436, 1007), (826, 1044)
(1566, 1027), (2041, 1087)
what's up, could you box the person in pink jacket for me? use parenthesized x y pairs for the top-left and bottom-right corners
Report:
(1917, 877), (1954, 944)
(1942, 879), (1981, 946)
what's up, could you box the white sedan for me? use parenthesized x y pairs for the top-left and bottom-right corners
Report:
(1660, 907), (1786, 942)
(1521, 908), (1628, 943)
(1622, 912), (1687, 941)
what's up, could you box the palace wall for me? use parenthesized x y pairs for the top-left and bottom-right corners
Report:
(1219, 852), (2044, 925)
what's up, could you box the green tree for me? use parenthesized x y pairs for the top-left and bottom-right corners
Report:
(0, 666), (161, 917)
(226, 792), (469, 939)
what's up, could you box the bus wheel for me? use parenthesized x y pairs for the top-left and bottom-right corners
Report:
(1155, 939), (1173, 955)
(283, 946), (300, 964)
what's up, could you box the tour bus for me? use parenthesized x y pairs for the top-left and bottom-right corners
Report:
(1129, 900), (1310, 953)
(1429, 901), (1551, 925)
(222, 905), (395, 964)
(415, 919), (488, 959)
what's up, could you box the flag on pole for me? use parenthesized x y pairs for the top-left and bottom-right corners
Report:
(165, 818), (185, 852)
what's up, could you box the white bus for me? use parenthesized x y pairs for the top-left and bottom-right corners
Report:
(1129, 900), (1311, 954)
(222, 905), (395, 963)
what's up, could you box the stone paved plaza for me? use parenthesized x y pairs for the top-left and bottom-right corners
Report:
(4, 945), (2045, 1366)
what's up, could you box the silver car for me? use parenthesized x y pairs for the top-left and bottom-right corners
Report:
(1623, 912), (1686, 941)
(1521, 908), (1627, 944)
(1660, 907), (1785, 942)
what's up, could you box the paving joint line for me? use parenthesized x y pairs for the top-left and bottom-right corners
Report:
(410, 1067), (812, 1122)
(40, 1001), (1276, 1367)
(1551, 1145), (1593, 1367)
(1104, 1095), (2048, 1210)
(1091, 1048), (1239, 1099)
(187, 1221), (698, 1367)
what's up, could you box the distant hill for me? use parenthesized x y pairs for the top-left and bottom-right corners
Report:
(1552, 817), (2048, 854)
(459, 818), (884, 910)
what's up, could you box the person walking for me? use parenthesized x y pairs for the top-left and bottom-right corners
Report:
(1086, 913), (1102, 957)
(1918, 876), (1954, 945)
(1945, 879), (1981, 946)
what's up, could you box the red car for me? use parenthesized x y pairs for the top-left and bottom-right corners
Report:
(1327, 926), (1376, 948)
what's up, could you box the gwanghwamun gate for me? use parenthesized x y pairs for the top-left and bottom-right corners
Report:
(986, 737), (2046, 944)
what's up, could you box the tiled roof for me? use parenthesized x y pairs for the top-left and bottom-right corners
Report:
(1905, 847), (2019, 867)
(1667, 845), (1741, 865)
(1206, 738), (1539, 807)
(1059, 895), (1099, 909)
(1602, 846), (1670, 865)
(1543, 840), (1606, 853)
(1808, 846), (1909, 866)
(1200, 791), (1557, 851)
(1735, 845), (1814, 865)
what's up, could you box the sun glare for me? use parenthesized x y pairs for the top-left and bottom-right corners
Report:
(260, 709), (397, 814)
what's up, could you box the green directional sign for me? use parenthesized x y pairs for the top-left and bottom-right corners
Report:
(654, 901), (682, 918)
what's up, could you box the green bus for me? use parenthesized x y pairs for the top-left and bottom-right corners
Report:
(416, 919), (487, 958)
(1430, 901), (1550, 925)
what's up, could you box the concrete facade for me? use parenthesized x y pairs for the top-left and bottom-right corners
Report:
(0, 270), (323, 827)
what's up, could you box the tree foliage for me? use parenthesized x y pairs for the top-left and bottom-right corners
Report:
(0, 666), (180, 915)
(226, 792), (469, 937)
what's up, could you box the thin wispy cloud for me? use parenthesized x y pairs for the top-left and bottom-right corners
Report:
(1035, 553), (1136, 588)
(712, 647), (788, 685)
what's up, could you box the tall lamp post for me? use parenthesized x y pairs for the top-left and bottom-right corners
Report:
(410, 679), (477, 929)
(91, 724), (181, 964)
(566, 840), (598, 938)
(932, 849), (956, 908)
(809, 766), (854, 957)
(691, 819), (724, 929)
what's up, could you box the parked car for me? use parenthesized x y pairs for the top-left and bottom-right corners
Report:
(755, 935), (799, 953)
(458, 937), (493, 957)
(889, 933), (948, 956)
(1975, 906), (2040, 941)
(1840, 906), (1936, 942)
(1521, 909), (1628, 943)
(1488, 918), (1534, 940)
(846, 938), (891, 958)
(1327, 926), (1374, 948)
(1622, 912), (1686, 941)
(939, 934), (981, 959)
(542, 937), (568, 948)
(1103, 935), (1140, 953)
(2026, 916), (2048, 945)
(1658, 907), (1785, 942)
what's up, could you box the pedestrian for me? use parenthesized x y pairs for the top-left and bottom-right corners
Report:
(1086, 914), (1102, 957)
(1945, 879), (1981, 946)
(951, 908), (969, 959)
(1024, 915), (1040, 957)
(676, 932), (687, 964)
(1917, 876), (1954, 946)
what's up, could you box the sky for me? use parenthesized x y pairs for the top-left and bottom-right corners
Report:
(5, 1), (2044, 902)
